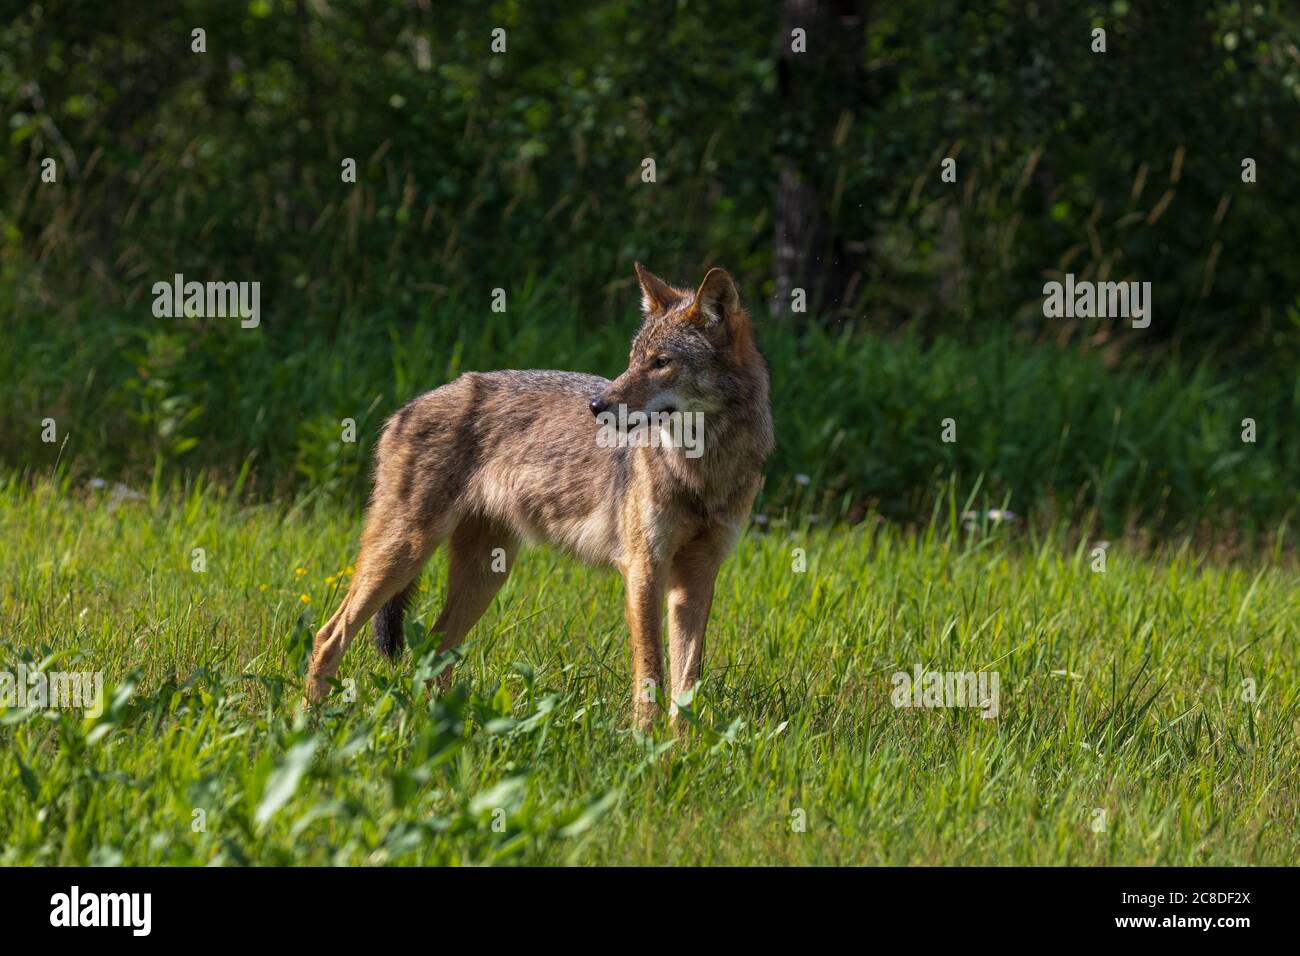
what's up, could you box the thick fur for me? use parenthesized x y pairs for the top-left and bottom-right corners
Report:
(306, 264), (774, 728)
(374, 581), (416, 659)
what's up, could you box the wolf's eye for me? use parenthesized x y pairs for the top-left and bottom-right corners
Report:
(652, 355), (672, 369)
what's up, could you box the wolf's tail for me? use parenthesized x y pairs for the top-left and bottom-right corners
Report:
(374, 582), (416, 660)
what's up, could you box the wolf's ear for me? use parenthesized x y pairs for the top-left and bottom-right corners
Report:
(687, 268), (744, 338)
(635, 262), (681, 315)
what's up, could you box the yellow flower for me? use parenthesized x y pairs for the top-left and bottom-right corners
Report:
(345, 565), (355, 576)
(299, 593), (311, 604)
(258, 583), (268, 592)
(295, 567), (308, 577)
(326, 574), (336, 585)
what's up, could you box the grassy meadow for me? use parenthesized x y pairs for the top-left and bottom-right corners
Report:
(2, 478), (1296, 866)
(5, 0), (1300, 875)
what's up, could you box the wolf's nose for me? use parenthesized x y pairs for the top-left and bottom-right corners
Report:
(589, 398), (609, 417)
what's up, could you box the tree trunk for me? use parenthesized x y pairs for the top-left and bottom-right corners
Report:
(774, 0), (866, 321)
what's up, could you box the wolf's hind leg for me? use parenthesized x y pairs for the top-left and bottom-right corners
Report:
(429, 514), (517, 692)
(306, 512), (447, 703)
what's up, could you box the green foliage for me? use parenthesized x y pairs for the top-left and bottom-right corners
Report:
(3, 1), (1297, 337)
(1, 481), (1297, 864)
(0, 0), (777, 314)
(1, 1), (1298, 531)
(4, 0), (1298, 870)
(3, 287), (1296, 534)
(857, 1), (1300, 356)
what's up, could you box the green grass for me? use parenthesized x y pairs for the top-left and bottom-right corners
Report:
(2, 476), (1298, 865)
(4, 287), (1298, 535)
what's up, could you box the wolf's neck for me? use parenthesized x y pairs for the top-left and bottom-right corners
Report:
(649, 406), (772, 507)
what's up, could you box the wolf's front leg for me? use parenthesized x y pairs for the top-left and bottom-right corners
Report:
(621, 559), (665, 730)
(667, 538), (725, 729)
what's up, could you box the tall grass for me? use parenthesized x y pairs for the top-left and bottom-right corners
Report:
(2, 284), (1296, 536)
(1, 479), (1296, 864)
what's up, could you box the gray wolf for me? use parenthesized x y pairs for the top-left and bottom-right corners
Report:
(306, 264), (773, 728)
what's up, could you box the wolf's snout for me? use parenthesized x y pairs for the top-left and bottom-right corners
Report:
(589, 397), (609, 417)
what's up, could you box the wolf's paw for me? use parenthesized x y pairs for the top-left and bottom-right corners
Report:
(304, 672), (332, 704)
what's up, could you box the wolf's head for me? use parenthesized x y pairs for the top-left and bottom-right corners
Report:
(590, 264), (759, 421)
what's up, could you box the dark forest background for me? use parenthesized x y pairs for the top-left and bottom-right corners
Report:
(3, 0), (1298, 536)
